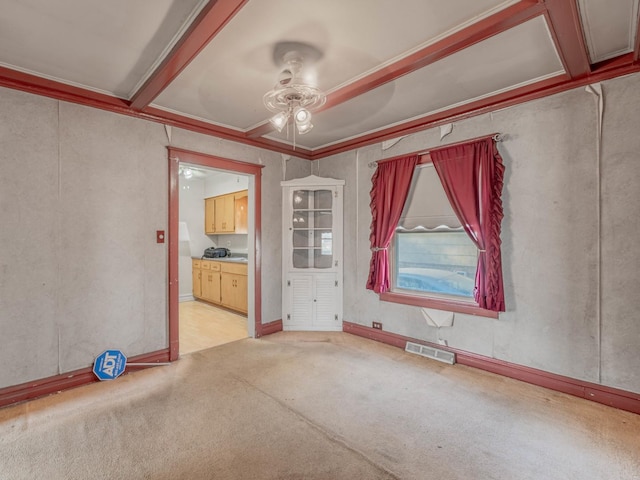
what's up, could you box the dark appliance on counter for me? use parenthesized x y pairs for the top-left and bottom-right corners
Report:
(203, 247), (231, 259)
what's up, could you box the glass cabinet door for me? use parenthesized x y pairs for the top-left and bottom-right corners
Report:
(291, 189), (333, 269)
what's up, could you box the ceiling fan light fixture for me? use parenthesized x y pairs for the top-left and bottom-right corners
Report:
(296, 121), (313, 135)
(270, 111), (290, 132)
(294, 106), (313, 134)
(263, 43), (325, 139)
(294, 107), (310, 123)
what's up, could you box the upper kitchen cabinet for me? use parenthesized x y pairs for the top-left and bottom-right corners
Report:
(214, 193), (235, 233)
(204, 197), (216, 234)
(204, 190), (248, 235)
(234, 191), (248, 234)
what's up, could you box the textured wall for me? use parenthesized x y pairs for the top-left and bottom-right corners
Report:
(319, 73), (640, 394)
(599, 75), (640, 391)
(1, 89), (61, 386)
(0, 91), (169, 387)
(0, 87), (308, 388)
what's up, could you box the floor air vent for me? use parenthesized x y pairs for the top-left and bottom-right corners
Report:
(405, 342), (456, 365)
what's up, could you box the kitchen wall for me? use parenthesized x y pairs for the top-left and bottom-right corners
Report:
(0, 85), (309, 389)
(204, 171), (249, 197)
(179, 176), (215, 258)
(317, 72), (640, 394)
(178, 175), (211, 299)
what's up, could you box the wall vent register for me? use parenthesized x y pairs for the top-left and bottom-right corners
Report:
(405, 341), (456, 365)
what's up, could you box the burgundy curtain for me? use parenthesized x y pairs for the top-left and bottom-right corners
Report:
(431, 138), (505, 312)
(366, 155), (419, 293)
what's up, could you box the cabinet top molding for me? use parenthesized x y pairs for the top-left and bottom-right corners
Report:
(281, 175), (345, 187)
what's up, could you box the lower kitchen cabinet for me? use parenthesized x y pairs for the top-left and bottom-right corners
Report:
(192, 260), (203, 297)
(192, 259), (247, 314)
(221, 263), (248, 314)
(200, 262), (221, 303)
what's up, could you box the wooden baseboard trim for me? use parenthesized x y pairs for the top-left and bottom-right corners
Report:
(0, 348), (171, 409)
(260, 319), (283, 336)
(342, 321), (640, 415)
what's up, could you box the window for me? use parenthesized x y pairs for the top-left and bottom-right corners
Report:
(383, 162), (497, 318)
(369, 138), (505, 315)
(394, 230), (477, 298)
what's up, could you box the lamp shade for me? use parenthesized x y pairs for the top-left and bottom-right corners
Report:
(178, 222), (191, 242)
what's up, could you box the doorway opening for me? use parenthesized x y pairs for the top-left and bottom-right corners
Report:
(168, 147), (263, 361)
(179, 165), (249, 354)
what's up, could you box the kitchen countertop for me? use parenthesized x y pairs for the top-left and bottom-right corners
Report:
(193, 256), (248, 263)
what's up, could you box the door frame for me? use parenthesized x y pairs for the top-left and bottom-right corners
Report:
(167, 146), (264, 361)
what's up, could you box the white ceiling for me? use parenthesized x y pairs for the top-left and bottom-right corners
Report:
(0, 0), (638, 159)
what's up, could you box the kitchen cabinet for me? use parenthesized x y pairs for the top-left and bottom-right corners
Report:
(215, 193), (235, 233)
(204, 190), (248, 234)
(204, 197), (216, 234)
(281, 175), (344, 331)
(192, 259), (247, 314)
(200, 261), (221, 304)
(192, 260), (203, 297)
(234, 191), (248, 234)
(220, 262), (248, 314)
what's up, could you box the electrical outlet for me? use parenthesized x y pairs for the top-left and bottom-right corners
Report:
(372, 321), (383, 330)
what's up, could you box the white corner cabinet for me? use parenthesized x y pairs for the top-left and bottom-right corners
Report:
(281, 175), (344, 331)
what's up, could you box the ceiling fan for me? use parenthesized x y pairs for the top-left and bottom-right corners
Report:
(263, 41), (326, 136)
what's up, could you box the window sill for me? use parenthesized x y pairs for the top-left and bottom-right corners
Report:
(379, 291), (499, 319)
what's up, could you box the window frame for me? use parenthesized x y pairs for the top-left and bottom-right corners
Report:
(378, 158), (499, 319)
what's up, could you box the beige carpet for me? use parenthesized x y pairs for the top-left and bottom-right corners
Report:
(1, 332), (639, 479)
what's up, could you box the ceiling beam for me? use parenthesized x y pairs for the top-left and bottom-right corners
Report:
(543, 0), (591, 78)
(2, 49), (637, 162)
(143, 106), (313, 159)
(0, 63), (312, 159)
(246, 0), (545, 139)
(0, 65), (131, 112)
(2, 22), (637, 163)
(310, 53), (640, 159)
(129, 0), (248, 111)
(310, 75), (570, 159)
(324, 0), (546, 109)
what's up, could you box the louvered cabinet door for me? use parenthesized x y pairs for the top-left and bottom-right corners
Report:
(285, 274), (314, 328)
(312, 274), (339, 328)
(283, 273), (340, 331)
